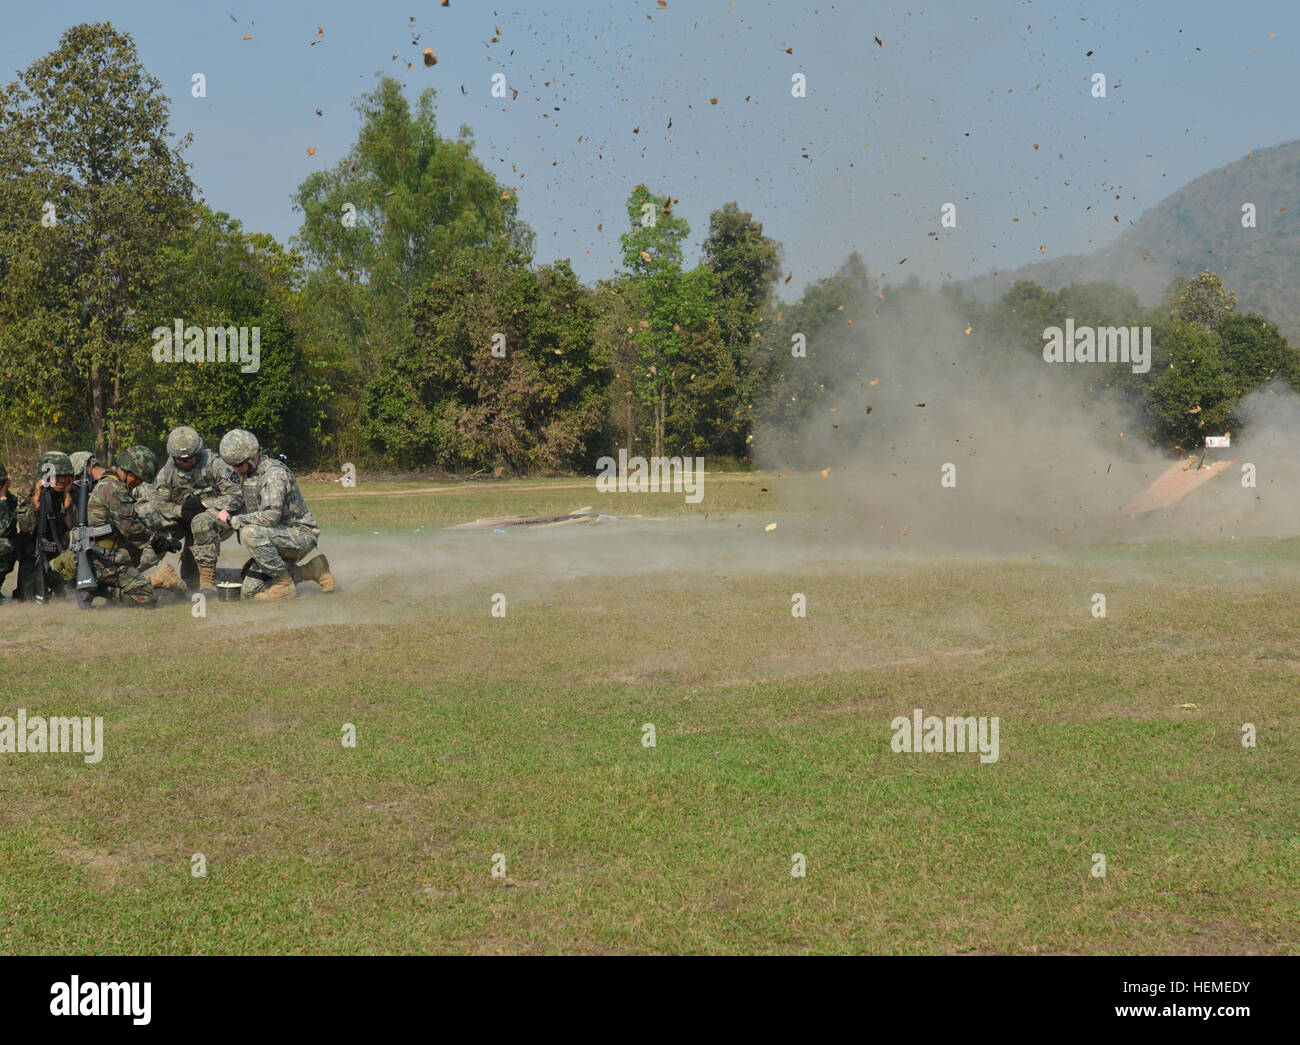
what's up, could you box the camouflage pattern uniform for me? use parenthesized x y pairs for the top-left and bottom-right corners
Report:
(0, 462), (16, 598)
(84, 481), (158, 607)
(230, 455), (321, 597)
(14, 458), (76, 533)
(137, 449), (241, 573)
(13, 452), (76, 601)
(132, 481), (167, 529)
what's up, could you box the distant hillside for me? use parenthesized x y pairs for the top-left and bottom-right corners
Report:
(962, 140), (1300, 339)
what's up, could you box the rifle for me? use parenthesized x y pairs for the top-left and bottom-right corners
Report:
(70, 467), (107, 598)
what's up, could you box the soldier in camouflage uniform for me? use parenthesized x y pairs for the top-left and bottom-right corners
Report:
(132, 477), (166, 527)
(136, 427), (242, 593)
(216, 429), (334, 600)
(13, 451), (76, 602)
(69, 451), (188, 598)
(0, 461), (16, 601)
(81, 446), (181, 608)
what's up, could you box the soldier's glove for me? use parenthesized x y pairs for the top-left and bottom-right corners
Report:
(150, 533), (183, 555)
(37, 538), (60, 555)
(50, 549), (77, 582)
(180, 495), (207, 525)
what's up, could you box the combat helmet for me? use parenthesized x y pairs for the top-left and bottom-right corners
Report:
(37, 451), (74, 477)
(218, 429), (259, 466)
(116, 446), (159, 483)
(166, 426), (203, 459)
(68, 451), (98, 475)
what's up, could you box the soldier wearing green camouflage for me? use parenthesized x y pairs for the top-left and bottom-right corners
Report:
(137, 427), (242, 591)
(13, 451), (76, 602)
(83, 446), (179, 608)
(216, 429), (334, 600)
(15, 451), (76, 532)
(0, 461), (16, 601)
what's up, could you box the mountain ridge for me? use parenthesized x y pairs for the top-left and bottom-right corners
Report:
(960, 139), (1300, 338)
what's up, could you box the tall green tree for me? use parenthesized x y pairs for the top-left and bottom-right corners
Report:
(618, 185), (710, 457)
(685, 202), (782, 459)
(292, 77), (533, 382)
(702, 202), (781, 351)
(0, 22), (195, 454)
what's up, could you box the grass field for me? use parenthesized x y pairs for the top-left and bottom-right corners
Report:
(1, 474), (1297, 954)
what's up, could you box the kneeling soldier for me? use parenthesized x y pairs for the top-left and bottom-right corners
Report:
(81, 447), (182, 608)
(215, 429), (334, 600)
(141, 426), (241, 593)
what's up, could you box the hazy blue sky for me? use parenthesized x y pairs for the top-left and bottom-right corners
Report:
(5, 1), (1298, 293)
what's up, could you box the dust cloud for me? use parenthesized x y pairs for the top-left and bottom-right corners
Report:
(753, 291), (1300, 552)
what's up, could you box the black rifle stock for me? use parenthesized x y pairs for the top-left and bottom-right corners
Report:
(72, 469), (99, 592)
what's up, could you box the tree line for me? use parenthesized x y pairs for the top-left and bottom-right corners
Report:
(3, 24), (1297, 474)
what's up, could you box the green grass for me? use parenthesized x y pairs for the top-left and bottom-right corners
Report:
(307, 472), (809, 534)
(0, 475), (1296, 953)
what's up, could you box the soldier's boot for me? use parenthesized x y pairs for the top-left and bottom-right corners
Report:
(252, 571), (297, 601)
(196, 562), (217, 593)
(296, 554), (335, 593)
(149, 562), (188, 595)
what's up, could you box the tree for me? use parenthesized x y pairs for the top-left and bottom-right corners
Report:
(1169, 270), (1236, 331)
(662, 316), (750, 457)
(687, 202), (782, 459)
(997, 281), (1060, 353)
(592, 279), (644, 454)
(128, 208), (319, 461)
(1058, 281), (1143, 328)
(702, 202), (781, 350)
(1148, 323), (1235, 449)
(359, 243), (608, 472)
(618, 185), (708, 457)
(753, 253), (874, 468)
(292, 77), (532, 375)
(1216, 312), (1300, 396)
(0, 22), (195, 454)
